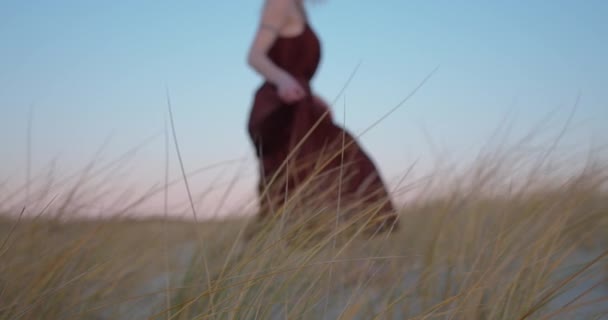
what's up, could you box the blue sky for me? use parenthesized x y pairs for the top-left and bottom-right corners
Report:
(1, 0), (607, 215)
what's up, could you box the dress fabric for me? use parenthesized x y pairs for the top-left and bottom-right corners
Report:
(247, 23), (399, 233)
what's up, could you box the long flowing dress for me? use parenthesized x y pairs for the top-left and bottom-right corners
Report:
(247, 22), (399, 236)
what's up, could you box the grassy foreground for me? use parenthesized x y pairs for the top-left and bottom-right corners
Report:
(1, 152), (607, 320)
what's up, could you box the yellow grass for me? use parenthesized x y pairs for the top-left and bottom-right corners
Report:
(1, 90), (607, 319)
(1, 147), (607, 319)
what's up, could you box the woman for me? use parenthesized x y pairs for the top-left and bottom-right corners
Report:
(246, 0), (398, 238)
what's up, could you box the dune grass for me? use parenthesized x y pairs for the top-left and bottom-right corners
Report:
(1, 140), (607, 319)
(1, 85), (607, 319)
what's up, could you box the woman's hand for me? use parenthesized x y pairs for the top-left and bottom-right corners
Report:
(277, 73), (306, 103)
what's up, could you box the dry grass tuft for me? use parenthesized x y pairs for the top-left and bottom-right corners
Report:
(1, 95), (607, 319)
(1, 146), (607, 319)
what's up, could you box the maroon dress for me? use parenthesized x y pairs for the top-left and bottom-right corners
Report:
(247, 23), (399, 235)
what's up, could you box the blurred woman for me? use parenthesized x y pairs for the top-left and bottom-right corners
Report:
(245, 0), (399, 238)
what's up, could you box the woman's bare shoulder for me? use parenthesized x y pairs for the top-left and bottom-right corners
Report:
(262, 0), (293, 13)
(259, 0), (297, 29)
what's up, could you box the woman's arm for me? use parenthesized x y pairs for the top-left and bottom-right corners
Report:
(247, 0), (305, 103)
(247, 0), (290, 86)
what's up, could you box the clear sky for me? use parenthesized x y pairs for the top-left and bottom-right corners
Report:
(1, 0), (607, 217)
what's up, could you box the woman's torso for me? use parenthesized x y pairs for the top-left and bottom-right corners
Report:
(267, 3), (321, 83)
